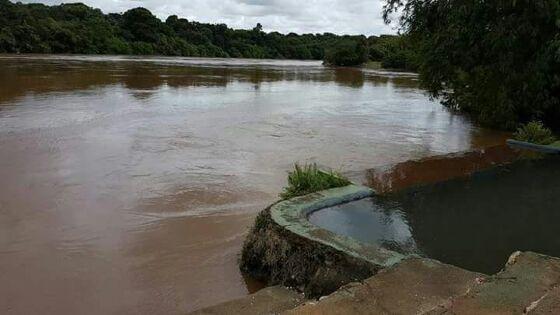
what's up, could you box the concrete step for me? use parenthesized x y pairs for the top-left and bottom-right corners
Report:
(431, 251), (560, 314)
(283, 257), (483, 315)
(188, 286), (305, 315)
(192, 252), (560, 314)
(525, 285), (560, 314)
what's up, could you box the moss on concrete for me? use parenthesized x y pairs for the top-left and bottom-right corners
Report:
(271, 185), (405, 267)
(240, 207), (378, 298)
(240, 185), (406, 298)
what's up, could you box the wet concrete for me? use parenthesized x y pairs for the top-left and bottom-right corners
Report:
(366, 144), (515, 194)
(0, 55), (507, 314)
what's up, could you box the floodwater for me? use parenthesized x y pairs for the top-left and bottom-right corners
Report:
(0, 55), (507, 314)
(309, 156), (560, 275)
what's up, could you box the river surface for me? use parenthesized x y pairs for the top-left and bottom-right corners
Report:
(0, 55), (507, 314)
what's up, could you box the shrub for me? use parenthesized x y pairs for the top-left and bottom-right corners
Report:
(323, 39), (369, 67)
(372, 35), (418, 71)
(513, 121), (556, 145)
(280, 163), (351, 199)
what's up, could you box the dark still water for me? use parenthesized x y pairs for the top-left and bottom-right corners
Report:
(0, 55), (507, 314)
(309, 157), (560, 274)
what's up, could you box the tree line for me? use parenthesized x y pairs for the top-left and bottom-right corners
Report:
(0, 0), (415, 69)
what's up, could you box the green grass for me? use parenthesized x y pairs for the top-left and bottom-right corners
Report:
(513, 121), (556, 145)
(280, 163), (351, 200)
(550, 141), (560, 148)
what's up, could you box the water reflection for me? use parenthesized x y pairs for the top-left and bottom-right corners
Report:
(0, 55), (419, 105)
(308, 197), (418, 254)
(312, 157), (560, 274)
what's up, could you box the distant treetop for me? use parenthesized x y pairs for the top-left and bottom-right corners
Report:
(0, 1), (376, 60)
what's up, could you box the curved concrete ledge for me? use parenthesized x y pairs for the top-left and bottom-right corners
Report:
(507, 139), (560, 154)
(270, 185), (406, 268)
(240, 184), (410, 297)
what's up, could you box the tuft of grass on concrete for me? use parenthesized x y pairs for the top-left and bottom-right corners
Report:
(280, 163), (351, 200)
(513, 121), (556, 145)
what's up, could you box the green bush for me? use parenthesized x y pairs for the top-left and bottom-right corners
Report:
(323, 39), (369, 67)
(280, 163), (351, 199)
(0, 1), (404, 61)
(369, 35), (418, 71)
(513, 121), (556, 145)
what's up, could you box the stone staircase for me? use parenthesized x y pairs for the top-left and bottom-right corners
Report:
(189, 252), (560, 315)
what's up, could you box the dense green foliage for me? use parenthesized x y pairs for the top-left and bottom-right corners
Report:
(384, 0), (560, 130)
(0, 0), (415, 68)
(513, 121), (556, 145)
(323, 35), (418, 68)
(0, 0), (356, 61)
(280, 163), (351, 199)
(373, 35), (418, 70)
(324, 38), (369, 66)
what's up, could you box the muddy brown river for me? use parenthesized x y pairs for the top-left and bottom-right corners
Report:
(0, 55), (507, 314)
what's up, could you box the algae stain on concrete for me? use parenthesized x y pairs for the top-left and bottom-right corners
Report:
(240, 185), (408, 298)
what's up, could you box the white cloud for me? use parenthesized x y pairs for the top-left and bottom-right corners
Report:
(21, 0), (397, 35)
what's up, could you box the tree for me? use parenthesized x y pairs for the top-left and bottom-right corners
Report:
(121, 8), (164, 43)
(0, 0), (414, 72)
(323, 38), (369, 67)
(384, 0), (560, 130)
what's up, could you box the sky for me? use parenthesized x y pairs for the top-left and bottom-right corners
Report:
(20, 0), (397, 36)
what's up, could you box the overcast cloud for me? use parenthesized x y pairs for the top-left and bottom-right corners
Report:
(21, 0), (397, 35)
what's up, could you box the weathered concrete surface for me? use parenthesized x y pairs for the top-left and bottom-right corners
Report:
(238, 180), (560, 314)
(188, 286), (305, 315)
(281, 252), (560, 315)
(240, 205), (380, 298)
(525, 285), (560, 314)
(367, 145), (520, 194)
(431, 251), (560, 314)
(284, 257), (483, 315)
(270, 185), (405, 268)
(240, 185), (408, 298)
